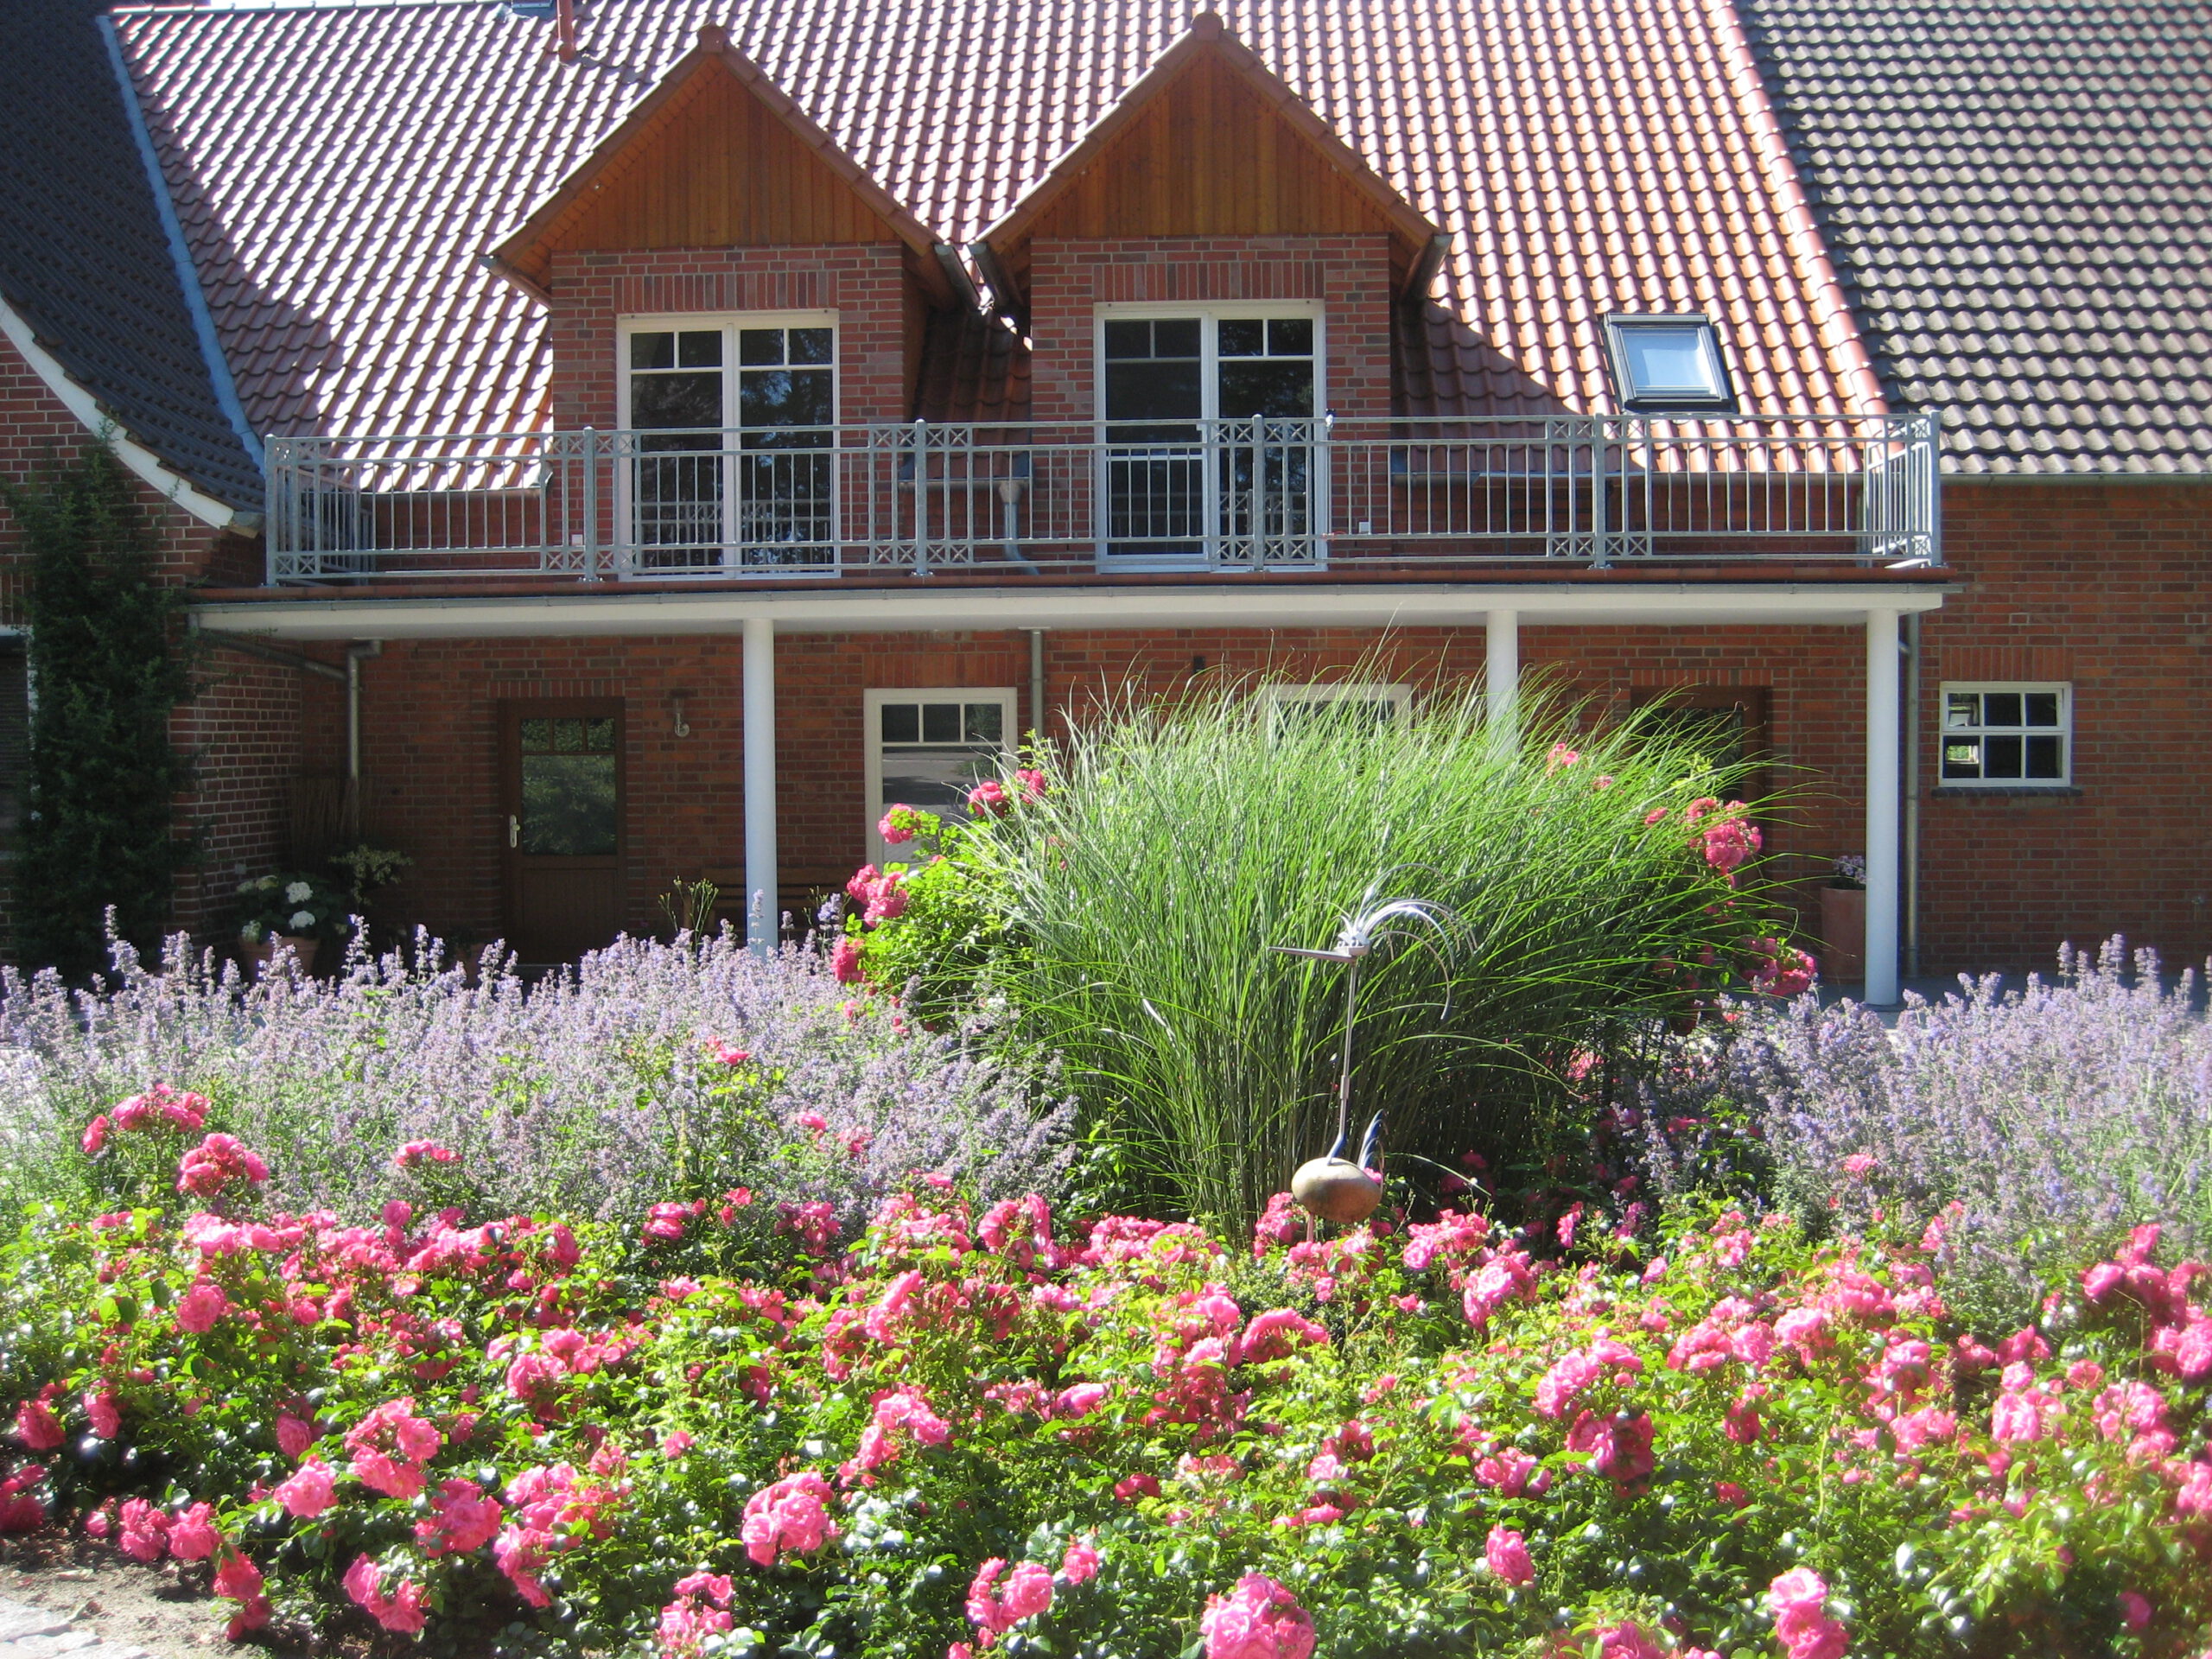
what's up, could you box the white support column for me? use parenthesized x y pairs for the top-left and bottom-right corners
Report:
(742, 616), (778, 956)
(1863, 607), (1901, 1004)
(1485, 608), (1520, 749)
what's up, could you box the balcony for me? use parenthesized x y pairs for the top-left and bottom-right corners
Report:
(264, 413), (1939, 584)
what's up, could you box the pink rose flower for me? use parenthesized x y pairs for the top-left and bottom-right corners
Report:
(166, 1502), (221, 1562)
(116, 1498), (169, 1562)
(1484, 1524), (1534, 1586)
(1200, 1573), (1315, 1659)
(80, 1115), (110, 1155)
(343, 1554), (429, 1634)
(741, 1471), (839, 1567)
(175, 1280), (231, 1335)
(273, 1459), (337, 1518)
(13, 1399), (63, 1452)
(276, 1414), (315, 1459)
(1059, 1538), (1100, 1585)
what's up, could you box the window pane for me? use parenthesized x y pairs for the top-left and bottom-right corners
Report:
(738, 328), (785, 366)
(585, 717), (615, 753)
(552, 718), (582, 753)
(2024, 691), (2060, 727)
(1218, 359), (1314, 418)
(1153, 318), (1200, 358)
(1985, 734), (2023, 778)
(1620, 325), (1719, 396)
(520, 718), (552, 751)
(964, 702), (1003, 743)
(630, 332), (675, 371)
(521, 754), (618, 856)
(790, 327), (833, 365)
(1981, 692), (2022, 728)
(2025, 734), (2063, 779)
(632, 372), (721, 430)
(1103, 320), (1154, 359)
(1218, 318), (1264, 356)
(1942, 741), (1981, 778)
(1104, 359), (1203, 424)
(740, 369), (833, 435)
(677, 330), (723, 367)
(922, 702), (961, 743)
(880, 703), (919, 744)
(1268, 318), (1313, 356)
(1944, 693), (1978, 729)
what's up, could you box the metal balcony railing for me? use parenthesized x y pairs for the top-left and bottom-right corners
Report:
(264, 412), (1940, 583)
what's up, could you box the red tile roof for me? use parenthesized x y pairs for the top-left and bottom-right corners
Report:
(109, 0), (1885, 441)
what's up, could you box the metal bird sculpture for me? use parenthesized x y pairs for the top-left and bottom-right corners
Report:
(1274, 893), (1452, 1226)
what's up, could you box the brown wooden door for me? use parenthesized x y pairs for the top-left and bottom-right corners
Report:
(1628, 686), (1773, 810)
(499, 701), (626, 963)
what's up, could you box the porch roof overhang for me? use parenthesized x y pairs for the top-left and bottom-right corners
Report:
(190, 572), (1954, 640)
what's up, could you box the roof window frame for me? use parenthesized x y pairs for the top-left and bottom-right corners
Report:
(1601, 313), (1738, 414)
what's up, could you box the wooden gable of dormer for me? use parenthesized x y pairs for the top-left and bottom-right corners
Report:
(976, 13), (1443, 305)
(489, 26), (953, 305)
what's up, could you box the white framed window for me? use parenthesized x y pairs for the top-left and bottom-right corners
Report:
(1939, 682), (2072, 786)
(615, 312), (837, 573)
(864, 689), (1020, 864)
(1094, 303), (1325, 569)
(1261, 682), (1412, 739)
(1601, 314), (1737, 412)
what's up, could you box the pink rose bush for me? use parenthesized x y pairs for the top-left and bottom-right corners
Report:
(1, 1077), (2208, 1656)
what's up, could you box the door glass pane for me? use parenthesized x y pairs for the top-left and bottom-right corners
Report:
(737, 327), (834, 564)
(1103, 319), (1205, 555)
(519, 719), (618, 856)
(631, 329), (725, 569)
(1217, 318), (1316, 556)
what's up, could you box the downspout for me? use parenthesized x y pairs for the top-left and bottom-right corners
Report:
(344, 641), (383, 840)
(1027, 630), (1046, 747)
(1902, 611), (1921, 980)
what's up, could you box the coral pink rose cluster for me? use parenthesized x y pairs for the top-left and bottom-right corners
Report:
(1199, 1573), (1315, 1659)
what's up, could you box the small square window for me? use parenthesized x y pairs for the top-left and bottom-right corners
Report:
(1938, 682), (2072, 788)
(1602, 314), (1737, 412)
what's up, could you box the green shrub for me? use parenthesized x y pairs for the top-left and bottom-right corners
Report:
(0, 442), (194, 981)
(844, 678), (1811, 1233)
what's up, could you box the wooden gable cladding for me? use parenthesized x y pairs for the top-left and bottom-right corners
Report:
(490, 29), (951, 304)
(1032, 54), (1395, 245)
(978, 16), (1441, 300)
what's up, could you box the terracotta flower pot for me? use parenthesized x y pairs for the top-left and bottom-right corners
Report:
(242, 934), (320, 979)
(1818, 887), (1866, 985)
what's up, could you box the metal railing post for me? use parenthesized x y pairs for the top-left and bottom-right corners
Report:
(1589, 418), (1611, 568)
(911, 420), (930, 578)
(581, 427), (601, 580)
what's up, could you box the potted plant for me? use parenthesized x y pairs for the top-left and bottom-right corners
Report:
(234, 871), (353, 977)
(1818, 854), (1866, 983)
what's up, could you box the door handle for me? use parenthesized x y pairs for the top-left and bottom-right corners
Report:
(508, 814), (520, 849)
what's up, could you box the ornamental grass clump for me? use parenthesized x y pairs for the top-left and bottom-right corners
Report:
(846, 675), (1808, 1233)
(1742, 938), (2212, 1284)
(0, 926), (1071, 1241)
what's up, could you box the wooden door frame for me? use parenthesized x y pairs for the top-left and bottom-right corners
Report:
(497, 697), (628, 953)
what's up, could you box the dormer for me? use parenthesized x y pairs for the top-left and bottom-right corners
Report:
(488, 27), (963, 429)
(973, 15), (1443, 427)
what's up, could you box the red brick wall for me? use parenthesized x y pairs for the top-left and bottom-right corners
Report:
(1916, 479), (2212, 973)
(346, 624), (1873, 954)
(545, 245), (918, 430)
(1025, 234), (1397, 425)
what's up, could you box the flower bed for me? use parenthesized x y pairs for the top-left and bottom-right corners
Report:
(2, 1101), (2209, 1657)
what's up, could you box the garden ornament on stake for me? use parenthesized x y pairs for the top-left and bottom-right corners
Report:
(1273, 894), (1455, 1225)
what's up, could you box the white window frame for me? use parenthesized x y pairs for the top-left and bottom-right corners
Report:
(614, 311), (840, 575)
(1260, 681), (1412, 740)
(1092, 302), (1327, 572)
(863, 687), (1020, 866)
(1937, 680), (2073, 789)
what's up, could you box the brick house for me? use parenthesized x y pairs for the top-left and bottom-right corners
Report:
(0, 0), (2200, 996)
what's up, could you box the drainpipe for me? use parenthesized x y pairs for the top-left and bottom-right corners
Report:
(1903, 611), (1922, 980)
(344, 641), (383, 840)
(1027, 629), (1046, 747)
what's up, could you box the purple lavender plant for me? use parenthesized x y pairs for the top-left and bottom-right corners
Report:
(0, 927), (1071, 1236)
(1721, 938), (2211, 1279)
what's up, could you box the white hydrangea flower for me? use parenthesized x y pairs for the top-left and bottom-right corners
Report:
(289, 910), (316, 931)
(286, 880), (314, 904)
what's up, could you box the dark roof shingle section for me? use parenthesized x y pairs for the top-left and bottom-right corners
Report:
(0, 0), (261, 508)
(1739, 0), (2212, 474)
(108, 0), (1880, 438)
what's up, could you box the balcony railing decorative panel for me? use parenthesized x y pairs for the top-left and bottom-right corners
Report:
(264, 413), (1939, 583)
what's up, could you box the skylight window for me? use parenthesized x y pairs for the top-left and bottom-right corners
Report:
(1602, 314), (1737, 412)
